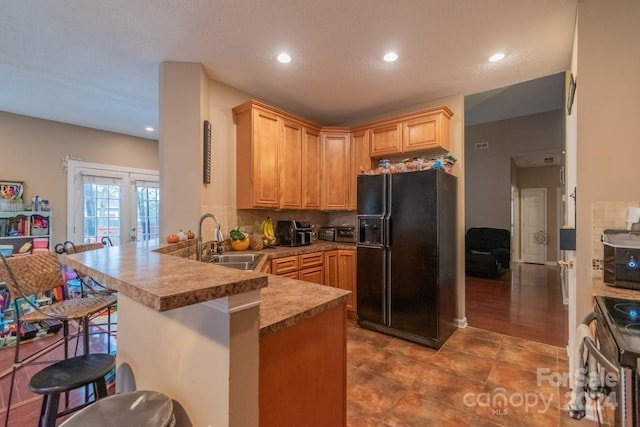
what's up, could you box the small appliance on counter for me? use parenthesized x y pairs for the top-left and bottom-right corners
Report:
(603, 229), (640, 290)
(317, 227), (336, 242)
(335, 226), (356, 243)
(275, 220), (312, 247)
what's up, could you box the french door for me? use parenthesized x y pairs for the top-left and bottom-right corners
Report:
(66, 161), (159, 245)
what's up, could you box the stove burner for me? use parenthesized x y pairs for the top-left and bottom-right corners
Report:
(613, 303), (640, 320)
(625, 323), (640, 336)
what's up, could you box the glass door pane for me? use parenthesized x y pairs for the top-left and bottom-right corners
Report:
(135, 186), (160, 241)
(83, 182), (122, 245)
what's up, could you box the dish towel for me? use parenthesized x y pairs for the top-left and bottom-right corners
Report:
(567, 323), (599, 419)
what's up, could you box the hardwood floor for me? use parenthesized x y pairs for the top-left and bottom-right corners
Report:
(465, 262), (568, 348)
(0, 324), (115, 427)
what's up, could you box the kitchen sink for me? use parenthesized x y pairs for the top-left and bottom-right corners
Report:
(206, 253), (263, 271)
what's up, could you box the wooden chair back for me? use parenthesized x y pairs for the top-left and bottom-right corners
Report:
(0, 252), (64, 299)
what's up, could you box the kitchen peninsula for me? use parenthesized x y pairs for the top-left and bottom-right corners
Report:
(63, 239), (350, 427)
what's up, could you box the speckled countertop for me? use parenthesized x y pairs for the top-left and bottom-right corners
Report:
(593, 278), (640, 300)
(62, 240), (268, 312)
(62, 239), (353, 337)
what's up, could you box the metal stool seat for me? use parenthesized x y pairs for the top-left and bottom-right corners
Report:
(29, 353), (115, 427)
(60, 390), (175, 427)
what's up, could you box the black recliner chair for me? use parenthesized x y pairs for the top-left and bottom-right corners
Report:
(465, 227), (511, 278)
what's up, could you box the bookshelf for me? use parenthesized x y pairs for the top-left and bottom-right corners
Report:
(0, 211), (51, 256)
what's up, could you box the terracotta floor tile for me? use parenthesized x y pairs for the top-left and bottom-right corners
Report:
(382, 390), (475, 427)
(454, 326), (506, 344)
(486, 363), (562, 409)
(347, 338), (381, 368)
(469, 415), (507, 427)
(382, 338), (437, 364)
(349, 326), (395, 348)
(443, 331), (503, 359)
(502, 335), (561, 358)
(347, 366), (406, 418)
(359, 349), (427, 388)
(496, 345), (558, 374)
(412, 365), (486, 411)
(431, 346), (495, 382)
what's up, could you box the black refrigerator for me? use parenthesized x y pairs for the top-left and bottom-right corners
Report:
(356, 168), (457, 349)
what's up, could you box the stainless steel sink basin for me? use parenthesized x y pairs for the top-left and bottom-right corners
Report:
(206, 253), (263, 270)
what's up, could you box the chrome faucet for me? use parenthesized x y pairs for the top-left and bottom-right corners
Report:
(197, 213), (224, 261)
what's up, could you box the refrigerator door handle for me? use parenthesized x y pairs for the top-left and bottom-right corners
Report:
(383, 216), (391, 247)
(385, 248), (391, 326)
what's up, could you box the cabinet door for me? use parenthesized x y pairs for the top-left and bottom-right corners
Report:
(338, 249), (356, 313)
(251, 108), (280, 208)
(350, 130), (370, 210)
(280, 119), (303, 209)
(402, 111), (449, 153)
(302, 127), (321, 209)
(369, 122), (402, 157)
(299, 266), (324, 285)
(324, 250), (339, 288)
(321, 132), (350, 210)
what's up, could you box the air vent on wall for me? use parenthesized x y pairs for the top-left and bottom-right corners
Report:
(474, 142), (489, 150)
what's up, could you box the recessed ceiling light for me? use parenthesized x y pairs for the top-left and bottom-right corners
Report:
(277, 53), (291, 63)
(145, 126), (154, 132)
(488, 52), (505, 62)
(383, 52), (398, 62)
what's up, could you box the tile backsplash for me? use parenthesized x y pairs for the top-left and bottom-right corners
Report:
(591, 201), (640, 277)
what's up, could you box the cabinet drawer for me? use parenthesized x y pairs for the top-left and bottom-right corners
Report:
(271, 256), (298, 275)
(299, 252), (324, 269)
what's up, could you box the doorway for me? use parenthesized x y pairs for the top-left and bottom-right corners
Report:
(520, 188), (547, 264)
(66, 160), (160, 245)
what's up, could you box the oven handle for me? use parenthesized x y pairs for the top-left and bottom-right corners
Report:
(582, 312), (620, 375)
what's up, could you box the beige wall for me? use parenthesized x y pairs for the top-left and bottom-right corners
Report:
(518, 165), (562, 262)
(465, 110), (564, 231)
(575, 0), (640, 322)
(0, 111), (158, 245)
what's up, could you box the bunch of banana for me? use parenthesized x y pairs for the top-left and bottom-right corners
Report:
(261, 217), (277, 247)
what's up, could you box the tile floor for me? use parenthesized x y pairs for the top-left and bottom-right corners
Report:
(346, 319), (613, 427)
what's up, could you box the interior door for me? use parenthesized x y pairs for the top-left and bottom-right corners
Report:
(521, 188), (547, 264)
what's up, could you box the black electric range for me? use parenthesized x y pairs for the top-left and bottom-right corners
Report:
(595, 295), (640, 368)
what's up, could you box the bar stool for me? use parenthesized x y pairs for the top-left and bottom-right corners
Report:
(59, 390), (175, 427)
(29, 353), (115, 427)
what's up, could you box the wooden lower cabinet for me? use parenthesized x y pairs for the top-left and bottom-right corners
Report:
(271, 252), (324, 284)
(269, 249), (355, 311)
(259, 303), (347, 426)
(324, 249), (356, 314)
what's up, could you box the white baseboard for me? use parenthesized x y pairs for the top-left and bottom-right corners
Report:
(456, 317), (468, 328)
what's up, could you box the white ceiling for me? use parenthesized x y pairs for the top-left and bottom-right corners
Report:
(0, 0), (577, 140)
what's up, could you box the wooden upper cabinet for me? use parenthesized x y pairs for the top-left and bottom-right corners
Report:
(233, 100), (321, 210)
(280, 119), (303, 209)
(367, 106), (453, 158)
(302, 127), (321, 209)
(321, 131), (350, 210)
(402, 109), (452, 153)
(369, 122), (402, 158)
(235, 100), (452, 210)
(235, 105), (280, 209)
(350, 130), (370, 210)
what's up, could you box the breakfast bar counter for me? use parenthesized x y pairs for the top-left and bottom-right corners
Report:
(62, 240), (269, 312)
(62, 239), (350, 427)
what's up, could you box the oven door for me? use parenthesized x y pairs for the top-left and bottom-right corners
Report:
(579, 311), (637, 427)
